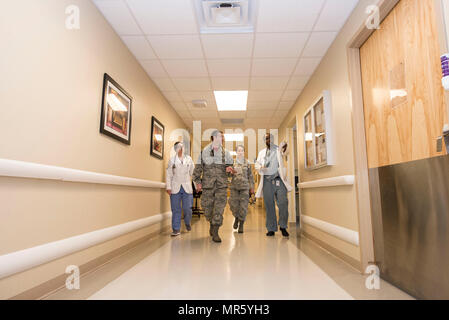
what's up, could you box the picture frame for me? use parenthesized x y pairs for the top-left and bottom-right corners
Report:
(150, 116), (165, 160)
(303, 90), (335, 170)
(99, 73), (132, 145)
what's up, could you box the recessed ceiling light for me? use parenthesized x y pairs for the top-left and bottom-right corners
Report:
(224, 133), (244, 142)
(214, 90), (248, 111)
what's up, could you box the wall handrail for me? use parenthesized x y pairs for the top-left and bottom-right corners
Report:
(0, 212), (172, 280)
(0, 158), (166, 188)
(301, 215), (359, 246)
(298, 175), (354, 189)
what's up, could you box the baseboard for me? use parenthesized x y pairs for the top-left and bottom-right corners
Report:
(10, 224), (171, 300)
(301, 231), (362, 272)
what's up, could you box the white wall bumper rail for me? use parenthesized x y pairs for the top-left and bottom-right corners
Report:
(0, 212), (172, 280)
(301, 215), (359, 246)
(298, 175), (355, 189)
(0, 158), (166, 188)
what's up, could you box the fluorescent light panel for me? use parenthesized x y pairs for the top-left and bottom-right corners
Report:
(224, 133), (244, 142)
(214, 90), (248, 111)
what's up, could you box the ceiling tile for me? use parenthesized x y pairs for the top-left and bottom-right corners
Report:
(172, 78), (211, 91)
(140, 60), (168, 77)
(218, 111), (247, 119)
(250, 77), (289, 90)
(126, 0), (198, 34)
(180, 91), (215, 104)
(251, 58), (298, 76)
(256, 0), (325, 32)
(270, 118), (283, 128)
(121, 36), (156, 59)
(294, 57), (321, 76)
(186, 102), (217, 111)
(278, 101), (295, 110)
(93, 0), (141, 35)
(248, 90), (283, 102)
(246, 110), (274, 118)
(161, 60), (208, 77)
(211, 77), (249, 90)
(302, 32), (338, 57)
(286, 76), (310, 90)
(314, 0), (359, 31)
(147, 35), (204, 59)
(281, 90), (301, 101)
(190, 110), (219, 118)
(176, 110), (193, 119)
(170, 102), (189, 111)
(276, 109), (290, 119)
(247, 101), (278, 110)
(207, 59), (251, 77)
(161, 91), (183, 103)
(253, 33), (309, 58)
(151, 78), (176, 91)
(201, 34), (254, 59)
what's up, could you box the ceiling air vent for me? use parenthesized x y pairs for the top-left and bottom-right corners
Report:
(191, 100), (208, 108)
(221, 118), (244, 125)
(194, 0), (256, 34)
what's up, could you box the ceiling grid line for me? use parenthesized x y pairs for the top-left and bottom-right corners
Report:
(123, 0), (194, 122)
(273, 0), (329, 124)
(93, 0), (360, 131)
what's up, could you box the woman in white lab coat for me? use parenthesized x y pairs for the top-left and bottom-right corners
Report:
(166, 142), (194, 236)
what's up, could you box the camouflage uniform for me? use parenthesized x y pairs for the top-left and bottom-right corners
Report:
(193, 144), (233, 227)
(229, 158), (254, 222)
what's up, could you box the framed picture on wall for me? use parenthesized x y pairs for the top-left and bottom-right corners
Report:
(150, 116), (165, 160)
(303, 90), (334, 170)
(99, 73), (132, 145)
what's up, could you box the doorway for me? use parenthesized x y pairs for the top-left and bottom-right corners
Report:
(349, 0), (449, 299)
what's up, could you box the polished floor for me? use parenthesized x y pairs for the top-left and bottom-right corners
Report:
(43, 205), (413, 300)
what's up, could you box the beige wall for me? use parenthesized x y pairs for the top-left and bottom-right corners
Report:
(279, 0), (383, 264)
(0, 0), (186, 298)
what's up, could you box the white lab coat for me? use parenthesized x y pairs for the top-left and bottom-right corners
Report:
(166, 155), (194, 194)
(254, 146), (293, 198)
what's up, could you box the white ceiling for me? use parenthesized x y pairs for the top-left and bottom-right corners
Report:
(93, 0), (359, 130)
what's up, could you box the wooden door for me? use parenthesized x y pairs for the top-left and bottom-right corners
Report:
(360, 0), (447, 168)
(360, 0), (449, 299)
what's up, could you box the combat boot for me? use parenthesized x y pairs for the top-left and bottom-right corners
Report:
(212, 225), (222, 243)
(233, 218), (239, 230)
(238, 220), (244, 233)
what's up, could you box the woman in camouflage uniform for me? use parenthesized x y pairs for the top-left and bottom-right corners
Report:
(229, 145), (255, 233)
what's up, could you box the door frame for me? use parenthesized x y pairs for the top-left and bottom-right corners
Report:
(285, 120), (299, 224)
(347, 0), (449, 273)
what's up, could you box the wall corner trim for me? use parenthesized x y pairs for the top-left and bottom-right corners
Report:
(301, 215), (360, 246)
(0, 211), (172, 280)
(0, 158), (166, 188)
(298, 175), (355, 189)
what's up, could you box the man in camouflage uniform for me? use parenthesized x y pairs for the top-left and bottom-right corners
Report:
(193, 130), (233, 243)
(229, 145), (254, 234)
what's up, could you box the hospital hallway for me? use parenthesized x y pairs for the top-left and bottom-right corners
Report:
(5, 0), (449, 304)
(40, 205), (411, 300)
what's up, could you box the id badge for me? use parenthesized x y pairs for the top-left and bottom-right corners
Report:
(276, 180), (280, 187)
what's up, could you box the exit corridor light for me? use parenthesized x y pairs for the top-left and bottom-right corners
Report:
(214, 90), (248, 111)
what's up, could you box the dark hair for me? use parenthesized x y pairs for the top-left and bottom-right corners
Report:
(174, 141), (181, 148)
(210, 130), (221, 141)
